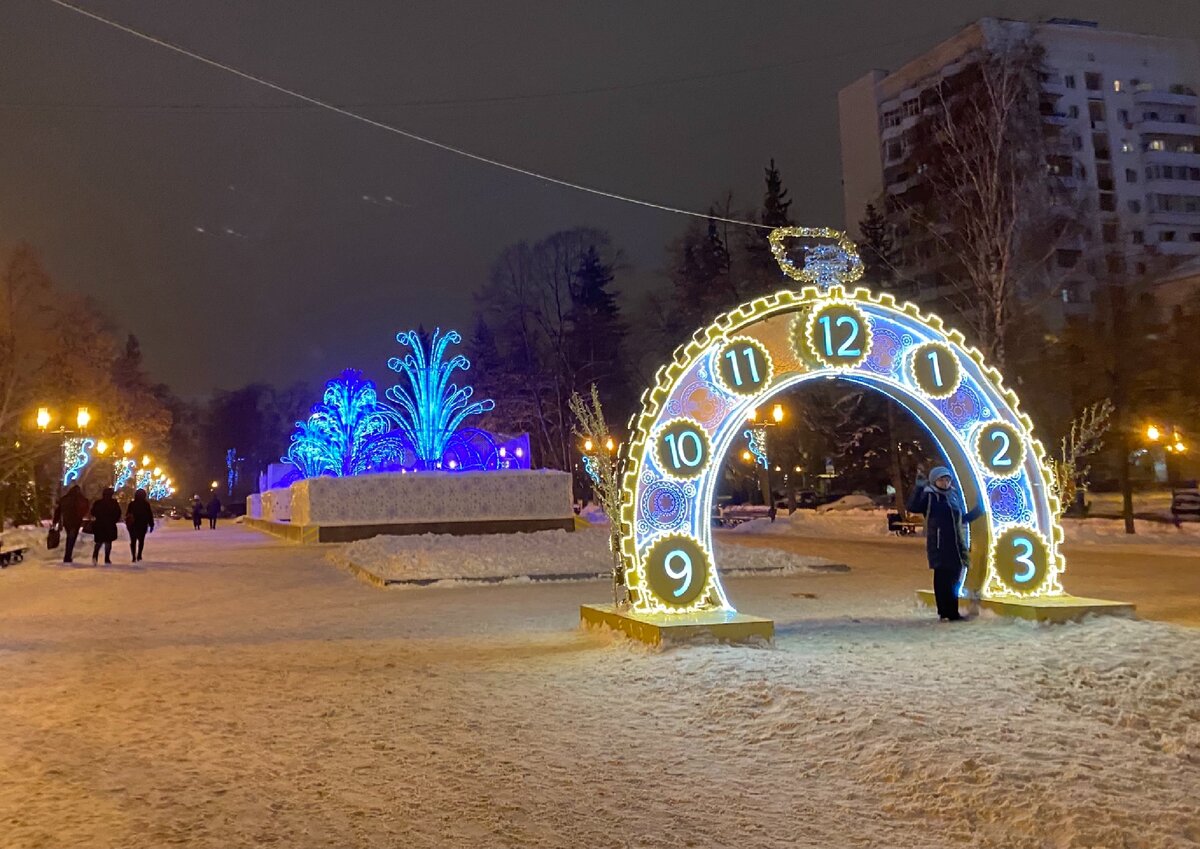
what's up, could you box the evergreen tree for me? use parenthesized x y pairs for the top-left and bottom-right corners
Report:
(857, 203), (898, 290)
(569, 246), (628, 410)
(760, 157), (793, 228)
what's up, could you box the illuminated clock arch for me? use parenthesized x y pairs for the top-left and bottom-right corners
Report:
(617, 228), (1066, 614)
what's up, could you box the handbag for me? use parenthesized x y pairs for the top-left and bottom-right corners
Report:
(81, 518), (95, 535)
(47, 526), (61, 550)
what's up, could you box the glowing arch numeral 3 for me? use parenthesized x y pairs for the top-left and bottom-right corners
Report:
(991, 527), (1050, 592)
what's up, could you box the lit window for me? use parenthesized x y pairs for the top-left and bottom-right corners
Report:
(1149, 139), (1166, 151)
(1114, 80), (1123, 93)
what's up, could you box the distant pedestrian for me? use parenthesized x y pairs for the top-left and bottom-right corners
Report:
(52, 484), (90, 564)
(207, 494), (222, 530)
(907, 466), (985, 622)
(89, 487), (123, 566)
(191, 496), (204, 530)
(125, 488), (155, 562)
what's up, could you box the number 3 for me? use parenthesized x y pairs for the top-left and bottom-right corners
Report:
(1012, 537), (1036, 583)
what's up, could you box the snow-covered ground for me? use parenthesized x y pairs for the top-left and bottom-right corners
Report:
(332, 527), (844, 584)
(1, 524), (1199, 847)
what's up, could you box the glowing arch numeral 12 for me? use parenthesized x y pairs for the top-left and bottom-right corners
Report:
(806, 303), (872, 368)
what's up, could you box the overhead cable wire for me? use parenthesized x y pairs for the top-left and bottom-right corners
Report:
(45, 0), (782, 229)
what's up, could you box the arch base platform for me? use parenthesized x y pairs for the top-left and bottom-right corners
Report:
(915, 591), (1135, 623)
(580, 605), (773, 646)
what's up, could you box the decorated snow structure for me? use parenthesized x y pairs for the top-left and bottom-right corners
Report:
(615, 227), (1071, 620)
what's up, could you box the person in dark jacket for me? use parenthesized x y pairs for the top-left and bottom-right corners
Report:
(206, 495), (222, 530)
(907, 465), (985, 621)
(53, 484), (90, 564)
(89, 487), (123, 566)
(125, 488), (155, 562)
(191, 496), (204, 530)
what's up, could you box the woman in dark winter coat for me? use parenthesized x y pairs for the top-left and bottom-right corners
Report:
(125, 488), (155, 562)
(206, 495), (222, 530)
(191, 496), (203, 530)
(907, 465), (985, 621)
(89, 486), (123, 565)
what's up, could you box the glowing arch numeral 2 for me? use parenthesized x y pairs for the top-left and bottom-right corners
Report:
(976, 421), (1024, 478)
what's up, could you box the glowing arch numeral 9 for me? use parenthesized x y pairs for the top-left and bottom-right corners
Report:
(806, 303), (871, 368)
(991, 527), (1049, 592)
(715, 337), (773, 397)
(643, 535), (711, 608)
(975, 421), (1025, 478)
(910, 342), (961, 399)
(654, 419), (711, 481)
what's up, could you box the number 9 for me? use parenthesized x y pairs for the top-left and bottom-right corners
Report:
(643, 535), (711, 608)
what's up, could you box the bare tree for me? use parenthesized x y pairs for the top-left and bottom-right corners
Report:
(899, 31), (1074, 369)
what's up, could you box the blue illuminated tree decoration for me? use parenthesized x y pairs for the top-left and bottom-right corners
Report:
(385, 328), (495, 470)
(283, 369), (407, 478)
(62, 437), (95, 486)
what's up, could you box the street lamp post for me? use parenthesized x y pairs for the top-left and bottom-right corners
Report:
(34, 406), (97, 505)
(745, 404), (786, 521)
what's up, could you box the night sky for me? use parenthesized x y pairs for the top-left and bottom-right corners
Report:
(3, 0), (1198, 396)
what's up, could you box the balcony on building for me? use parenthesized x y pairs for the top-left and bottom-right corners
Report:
(1138, 119), (1200, 138)
(1133, 85), (1199, 109)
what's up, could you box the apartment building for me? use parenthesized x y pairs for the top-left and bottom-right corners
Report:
(838, 17), (1200, 309)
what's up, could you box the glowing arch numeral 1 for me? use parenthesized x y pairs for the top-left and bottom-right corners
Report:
(805, 303), (872, 368)
(992, 527), (1049, 592)
(654, 419), (711, 481)
(643, 535), (711, 609)
(909, 342), (961, 399)
(975, 421), (1025, 478)
(715, 337), (773, 396)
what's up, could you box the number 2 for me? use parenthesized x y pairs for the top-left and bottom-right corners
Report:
(663, 550), (694, 597)
(990, 431), (1013, 467)
(1012, 537), (1036, 583)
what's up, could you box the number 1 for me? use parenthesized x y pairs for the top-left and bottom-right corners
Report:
(927, 350), (943, 387)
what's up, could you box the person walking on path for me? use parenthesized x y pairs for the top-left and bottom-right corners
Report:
(125, 488), (155, 562)
(52, 484), (90, 564)
(206, 494), (222, 530)
(89, 487), (123, 565)
(907, 465), (985, 622)
(191, 496), (204, 530)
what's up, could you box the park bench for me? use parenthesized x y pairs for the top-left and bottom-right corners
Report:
(887, 512), (922, 536)
(0, 537), (29, 567)
(1171, 488), (1200, 522)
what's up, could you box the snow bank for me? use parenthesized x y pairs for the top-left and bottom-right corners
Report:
(332, 527), (842, 583)
(816, 493), (876, 513)
(729, 508), (892, 538)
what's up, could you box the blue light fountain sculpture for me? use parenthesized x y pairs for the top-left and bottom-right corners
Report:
(283, 369), (408, 478)
(385, 328), (496, 471)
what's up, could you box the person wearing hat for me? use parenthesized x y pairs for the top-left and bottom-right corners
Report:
(907, 465), (985, 621)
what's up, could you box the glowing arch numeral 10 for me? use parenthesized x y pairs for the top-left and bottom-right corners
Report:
(644, 535), (711, 608)
(654, 419), (711, 480)
(715, 337), (772, 396)
(806, 303), (872, 368)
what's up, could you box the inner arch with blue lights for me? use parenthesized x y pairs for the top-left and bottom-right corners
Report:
(617, 228), (1065, 615)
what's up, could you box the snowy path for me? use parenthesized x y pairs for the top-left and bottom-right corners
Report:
(1, 524), (1198, 848)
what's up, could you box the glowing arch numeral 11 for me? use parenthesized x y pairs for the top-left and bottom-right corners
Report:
(716, 337), (772, 397)
(724, 347), (761, 387)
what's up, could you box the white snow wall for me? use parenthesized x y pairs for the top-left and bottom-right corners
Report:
(286, 470), (573, 526)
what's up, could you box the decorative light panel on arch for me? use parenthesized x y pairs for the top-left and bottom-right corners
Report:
(618, 233), (1065, 615)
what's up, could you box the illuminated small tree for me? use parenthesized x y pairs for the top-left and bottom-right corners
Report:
(386, 328), (495, 470)
(284, 369), (405, 478)
(1050, 399), (1114, 517)
(569, 384), (627, 607)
